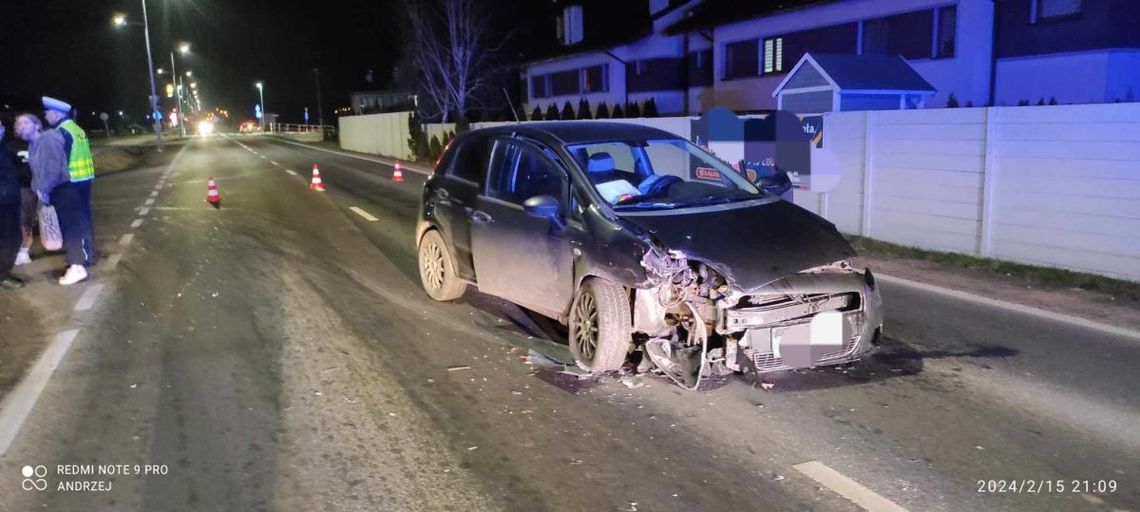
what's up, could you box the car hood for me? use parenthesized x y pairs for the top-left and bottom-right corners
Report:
(620, 199), (855, 291)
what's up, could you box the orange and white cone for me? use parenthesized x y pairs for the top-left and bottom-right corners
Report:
(206, 176), (221, 207)
(310, 164), (326, 191)
(392, 161), (404, 183)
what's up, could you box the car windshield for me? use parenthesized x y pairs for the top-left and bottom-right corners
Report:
(565, 138), (764, 211)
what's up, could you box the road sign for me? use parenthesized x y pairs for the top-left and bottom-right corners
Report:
(255, 104), (263, 119)
(304, 107), (309, 123)
(152, 110), (162, 122)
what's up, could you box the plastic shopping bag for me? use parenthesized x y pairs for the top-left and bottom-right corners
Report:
(40, 205), (63, 252)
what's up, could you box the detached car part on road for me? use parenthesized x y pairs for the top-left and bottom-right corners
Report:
(416, 122), (883, 389)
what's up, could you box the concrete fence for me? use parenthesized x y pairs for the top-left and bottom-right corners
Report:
(338, 111), (414, 160)
(338, 104), (1140, 281)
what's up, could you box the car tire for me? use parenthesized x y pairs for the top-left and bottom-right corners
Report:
(418, 230), (466, 301)
(569, 277), (632, 372)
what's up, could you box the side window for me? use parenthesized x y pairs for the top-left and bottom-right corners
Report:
(450, 137), (490, 183)
(487, 141), (565, 204)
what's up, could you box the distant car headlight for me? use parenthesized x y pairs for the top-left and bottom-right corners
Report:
(197, 121), (215, 135)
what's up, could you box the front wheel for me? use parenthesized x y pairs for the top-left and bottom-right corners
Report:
(568, 278), (632, 372)
(418, 230), (467, 301)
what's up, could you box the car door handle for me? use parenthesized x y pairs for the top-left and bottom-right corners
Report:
(471, 210), (493, 224)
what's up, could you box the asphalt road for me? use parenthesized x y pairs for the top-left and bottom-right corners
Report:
(0, 134), (1135, 511)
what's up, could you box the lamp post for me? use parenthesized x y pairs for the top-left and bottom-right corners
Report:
(113, 3), (163, 149)
(169, 42), (190, 137)
(255, 82), (266, 131)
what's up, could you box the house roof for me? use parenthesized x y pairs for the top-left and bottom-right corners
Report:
(775, 53), (936, 95)
(665, 0), (837, 35)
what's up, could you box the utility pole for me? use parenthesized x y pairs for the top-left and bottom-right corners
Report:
(314, 68), (325, 127)
(140, 0), (163, 148)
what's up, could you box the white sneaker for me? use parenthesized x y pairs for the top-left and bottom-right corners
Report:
(59, 265), (88, 286)
(14, 249), (30, 266)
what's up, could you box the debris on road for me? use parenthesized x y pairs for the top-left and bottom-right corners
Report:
(760, 381), (775, 390)
(447, 365), (472, 372)
(620, 376), (646, 389)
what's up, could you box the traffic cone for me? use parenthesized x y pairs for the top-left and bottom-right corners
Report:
(392, 161), (404, 183)
(310, 164), (326, 191)
(206, 176), (221, 208)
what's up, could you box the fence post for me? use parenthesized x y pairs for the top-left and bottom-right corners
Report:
(978, 107), (998, 257)
(860, 111), (874, 237)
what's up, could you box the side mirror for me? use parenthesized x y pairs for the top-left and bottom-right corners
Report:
(523, 194), (561, 219)
(756, 170), (793, 197)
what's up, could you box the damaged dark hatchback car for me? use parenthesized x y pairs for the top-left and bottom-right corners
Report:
(416, 122), (883, 388)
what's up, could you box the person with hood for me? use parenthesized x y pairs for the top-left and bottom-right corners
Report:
(5, 120), (36, 266)
(14, 112), (87, 285)
(0, 120), (25, 289)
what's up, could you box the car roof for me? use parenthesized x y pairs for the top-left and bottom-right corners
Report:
(465, 121), (685, 145)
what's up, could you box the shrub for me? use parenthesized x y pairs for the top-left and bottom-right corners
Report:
(1048, 96), (1058, 105)
(945, 93), (959, 108)
(407, 114), (429, 161)
(643, 97), (659, 117)
(545, 103), (560, 121)
(1017, 99), (1030, 106)
(595, 102), (610, 119)
(530, 106), (543, 121)
(561, 101), (575, 120)
(611, 103), (624, 118)
(428, 134), (442, 162)
(626, 101), (641, 118)
(577, 98), (592, 119)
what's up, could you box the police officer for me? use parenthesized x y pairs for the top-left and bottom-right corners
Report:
(43, 97), (97, 266)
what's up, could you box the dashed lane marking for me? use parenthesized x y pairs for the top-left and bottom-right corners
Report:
(794, 461), (909, 512)
(149, 191), (159, 197)
(270, 160), (279, 166)
(119, 233), (134, 247)
(74, 284), (106, 312)
(101, 253), (122, 271)
(0, 329), (80, 456)
(138, 207), (151, 216)
(131, 219), (143, 228)
(144, 198), (155, 206)
(285, 169), (298, 176)
(350, 207), (379, 222)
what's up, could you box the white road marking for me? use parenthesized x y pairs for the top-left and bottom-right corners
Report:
(101, 253), (123, 271)
(144, 198), (155, 206)
(150, 191), (159, 197)
(274, 139), (431, 175)
(270, 160), (279, 166)
(0, 329), (80, 456)
(260, 155), (267, 160)
(350, 207), (379, 222)
(794, 461), (909, 512)
(877, 273), (1140, 341)
(285, 169), (298, 176)
(119, 233), (134, 247)
(74, 284), (106, 312)
(131, 219), (144, 228)
(138, 207), (151, 216)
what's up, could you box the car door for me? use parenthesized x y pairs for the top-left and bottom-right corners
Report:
(429, 135), (491, 280)
(470, 137), (574, 316)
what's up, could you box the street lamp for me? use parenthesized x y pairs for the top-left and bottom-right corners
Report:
(255, 82), (266, 130)
(169, 42), (191, 137)
(111, 3), (163, 149)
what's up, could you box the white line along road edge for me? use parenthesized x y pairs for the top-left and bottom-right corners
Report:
(876, 274), (1140, 342)
(0, 330), (80, 456)
(794, 461), (909, 512)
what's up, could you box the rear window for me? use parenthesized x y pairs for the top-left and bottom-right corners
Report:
(449, 136), (491, 184)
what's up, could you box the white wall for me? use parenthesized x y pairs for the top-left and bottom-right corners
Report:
(338, 111), (413, 160)
(996, 50), (1140, 106)
(794, 103), (1140, 281)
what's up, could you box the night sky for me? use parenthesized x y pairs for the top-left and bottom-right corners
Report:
(2, 0), (547, 126)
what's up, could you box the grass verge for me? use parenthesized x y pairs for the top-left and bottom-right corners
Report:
(847, 235), (1140, 302)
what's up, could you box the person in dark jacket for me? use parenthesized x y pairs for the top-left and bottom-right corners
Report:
(6, 131), (35, 266)
(0, 120), (25, 289)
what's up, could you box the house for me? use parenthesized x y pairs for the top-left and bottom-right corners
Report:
(351, 90), (416, 115)
(773, 53), (936, 113)
(522, 0), (1140, 115)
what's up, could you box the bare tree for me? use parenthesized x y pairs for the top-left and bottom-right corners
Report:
(403, 0), (507, 130)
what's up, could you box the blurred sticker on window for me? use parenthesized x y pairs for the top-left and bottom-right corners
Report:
(694, 167), (720, 180)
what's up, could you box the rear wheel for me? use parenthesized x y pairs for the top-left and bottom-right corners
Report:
(568, 278), (632, 372)
(418, 230), (466, 301)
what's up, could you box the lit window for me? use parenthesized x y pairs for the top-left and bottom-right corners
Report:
(563, 5), (584, 45)
(763, 37), (783, 73)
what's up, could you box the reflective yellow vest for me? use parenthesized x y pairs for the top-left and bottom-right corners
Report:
(58, 119), (95, 182)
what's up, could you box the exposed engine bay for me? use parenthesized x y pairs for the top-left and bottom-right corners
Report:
(633, 246), (884, 390)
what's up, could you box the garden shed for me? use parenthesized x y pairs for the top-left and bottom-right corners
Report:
(773, 53), (936, 114)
